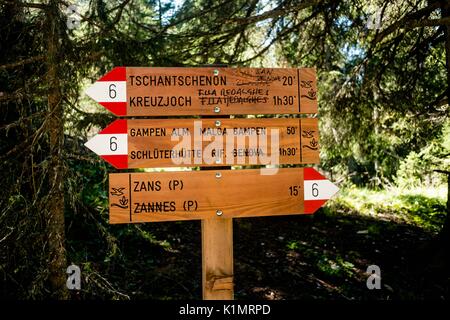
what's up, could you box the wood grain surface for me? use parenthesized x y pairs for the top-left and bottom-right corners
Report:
(109, 168), (307, 223)
(126, 67), (317, 115)
(125, 118), (319, 168)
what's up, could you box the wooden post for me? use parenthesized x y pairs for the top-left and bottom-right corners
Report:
(202, 218), (234, 300)
(200, 135), (234, 300)
(200, 64), (233, 300)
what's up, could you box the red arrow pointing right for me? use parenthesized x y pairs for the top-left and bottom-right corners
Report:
(303, 168), (339, 214)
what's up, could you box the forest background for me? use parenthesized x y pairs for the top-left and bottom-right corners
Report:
(0, 0), (449, 299)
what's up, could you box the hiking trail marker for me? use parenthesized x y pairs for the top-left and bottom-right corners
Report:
(84, 66), (338, 300)
(85, 67), (318, 116)
(84, 118), (320, 169)
(108, 168), (339, 223)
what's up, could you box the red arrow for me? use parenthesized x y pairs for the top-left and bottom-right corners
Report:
(84, 119), (128, 168)
(107, 168), (339, 223)
(85, 67), (319, 116)
(303, 168), (339, 213)
(85, 67), (127, 116)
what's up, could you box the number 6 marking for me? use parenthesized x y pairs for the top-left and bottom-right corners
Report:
(109, 84), (117, 99)
(110, 136), (117, 151)
(312, 183), (319, 197)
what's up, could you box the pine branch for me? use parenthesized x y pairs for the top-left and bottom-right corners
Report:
(405, 17), (450, 28)
(374, 2), (441, 43)
(229, 0), (321, 25)
(3, 1), (48, 10)
(0, 56), (44, 70)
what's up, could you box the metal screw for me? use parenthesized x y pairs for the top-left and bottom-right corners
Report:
(215, 120), (221, 127)
(213, 69), (219, 76)
(216, 210), (223, 216)
(214, 106), (221, 113)
(215, 172), (222, 178)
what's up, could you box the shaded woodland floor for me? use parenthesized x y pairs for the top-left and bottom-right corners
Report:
(66, 201), (449, 300)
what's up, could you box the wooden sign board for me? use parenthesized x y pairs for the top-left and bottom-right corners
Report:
(109, 168), (339, 224)
(85, 67), (318, 116)
(85, 118), (320, 168)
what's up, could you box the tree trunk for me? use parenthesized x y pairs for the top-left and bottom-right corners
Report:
(444, 1), (450, 107)
(438, 173), (450, 251)
(439, 0), (450, 252)
(46, 0), (68, 299)
(426, 1), (450, 271)
(444, 175), (450, 241)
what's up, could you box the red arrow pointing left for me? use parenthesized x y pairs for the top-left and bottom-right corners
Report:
(85, 67), (127, 116)
(84, 120), (128, 168)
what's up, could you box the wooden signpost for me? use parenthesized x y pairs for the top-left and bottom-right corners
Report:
(84, 118), (320, 168)
(108, 168), (338, 223)
(85, 67), (318, 116)
(85, 67), (338, 300)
